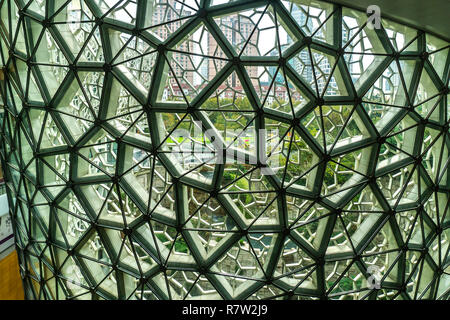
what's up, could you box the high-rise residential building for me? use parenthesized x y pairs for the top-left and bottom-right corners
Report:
(152, 1), (194, 90)
(291, 6), (314, 86)
(207, 15), (258, 87)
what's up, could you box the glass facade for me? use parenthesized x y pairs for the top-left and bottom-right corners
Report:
(0, 0), (448, 300)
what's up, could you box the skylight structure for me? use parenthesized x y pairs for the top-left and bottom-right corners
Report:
(0, 0), (448, 300)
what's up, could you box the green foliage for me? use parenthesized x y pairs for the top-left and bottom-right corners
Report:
(155, 233), (188, 253)
(327, 276), (363, 292)
(175, 237), (189, 253)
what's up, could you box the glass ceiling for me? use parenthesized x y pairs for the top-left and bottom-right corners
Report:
(0, 0), (449, 300)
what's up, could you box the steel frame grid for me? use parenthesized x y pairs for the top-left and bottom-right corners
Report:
(0, 0), (448, 300)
